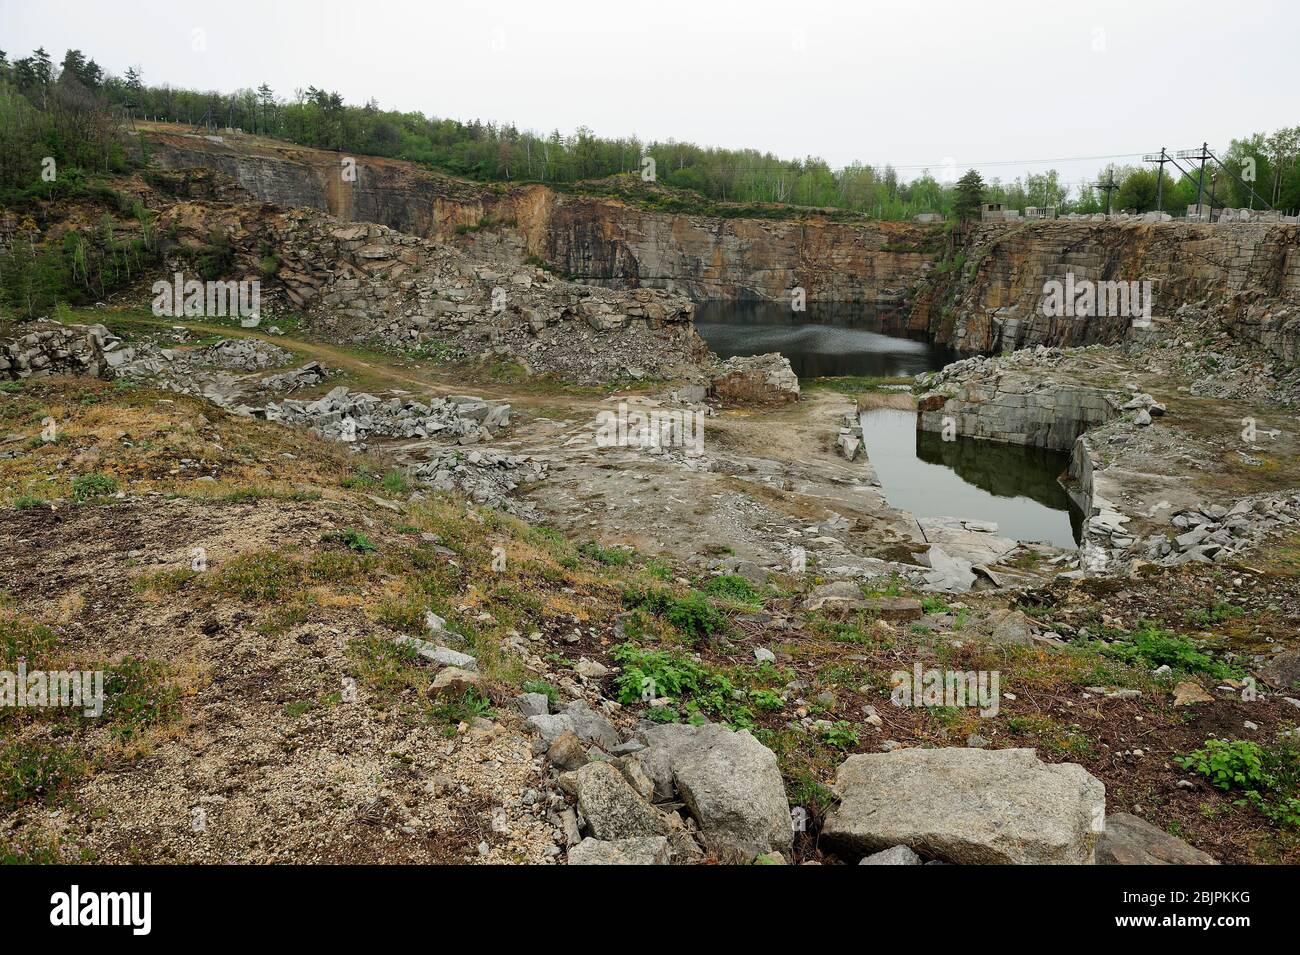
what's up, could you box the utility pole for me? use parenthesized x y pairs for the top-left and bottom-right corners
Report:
(1175, 144), (1212, 219)
(1143, 148), (1170, 212)
(1196, 141), (1208, 216)
(1097, 169), (1117, 216)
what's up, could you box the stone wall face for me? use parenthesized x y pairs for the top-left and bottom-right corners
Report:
(153, 201), (707, 384)
(922, 219), (1300, 360)
(143, 131), (941, 303)
(143, 130), (1300, 361)
(0, 322), (136, 381)
(539, 196), (937, 301)
(915, 349), (1123, 450)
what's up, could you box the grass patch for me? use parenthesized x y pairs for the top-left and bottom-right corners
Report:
(71, 472), (118, 503)
(0, 741), (82, 811)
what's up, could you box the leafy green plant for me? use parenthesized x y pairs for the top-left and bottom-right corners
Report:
(578, 541), (632, 566)
(920, 596), (951, 615)
(700, 574), (762, 606)
(1097, 623), (1234, 678)
(323, 529), (377, 553)
(820, 721), (860, 751)
(609, 642), (752, 727)
(622, 587), (725, 640)
(71, 472), (118, 502)
(1186, 601), (1244, 628)
(1177, 736), (1300, 829)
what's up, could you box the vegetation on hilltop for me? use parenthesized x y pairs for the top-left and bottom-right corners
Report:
(3, 45), (1298, 223)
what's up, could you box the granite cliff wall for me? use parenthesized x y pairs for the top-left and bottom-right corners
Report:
(914, 218), (1300, 360)
(141, 126), (1300, 361)
(140, 127), (939, 303)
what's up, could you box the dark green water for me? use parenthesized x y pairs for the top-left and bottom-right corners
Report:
(694, 302), (1083, 546)
(694, 301), (951, 378)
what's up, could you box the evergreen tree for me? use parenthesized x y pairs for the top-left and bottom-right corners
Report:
(954, 169), (986, 221)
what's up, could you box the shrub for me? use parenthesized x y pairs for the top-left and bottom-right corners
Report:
(623, 586), (725, 640)
(700, 574), (761, 605)
(323, 529), (377, 553)
(71, 472), (118, 502)
(1097, 623), (1234, 678)
(1177, 736), (1300, 828)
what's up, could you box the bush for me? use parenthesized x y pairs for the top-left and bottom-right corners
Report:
(1177, 737), (1300, 829)
(323, 529), (377, 553)
(71, 472), (118, 502)
(700, 574), (761, 605)
(623, 586), (725, 640)
(1096, 623), (1234, 678)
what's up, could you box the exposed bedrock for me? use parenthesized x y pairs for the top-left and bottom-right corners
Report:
(915, 347), (1124, 450)
(142, 130), (939, 303)
(143, 130), (1300, 359)
(913, 219), (1300, 359)
(151, 201), (706, 384)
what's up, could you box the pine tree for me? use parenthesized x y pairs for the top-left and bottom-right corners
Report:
(954, 169), (986, 221)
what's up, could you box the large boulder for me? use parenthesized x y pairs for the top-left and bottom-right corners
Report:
(567, 836), (670, 865)
(1095, 813), (1218, 865)
(822, 748), (1105, 864)
(709, 353), (799, 406)
(563, 762), (669, 841)
(1257, 648), (1300, 692)
(639, 723), (792, 860)
(525, 701), (619, 750)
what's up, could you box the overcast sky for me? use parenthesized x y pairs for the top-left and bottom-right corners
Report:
(5, 0), (1297, 188)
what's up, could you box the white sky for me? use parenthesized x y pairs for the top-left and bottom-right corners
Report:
(5, 0), (1297, 188)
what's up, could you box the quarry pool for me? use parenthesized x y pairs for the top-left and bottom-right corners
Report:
(695, 302), (1083, 546)
(694, 301), (951, 378)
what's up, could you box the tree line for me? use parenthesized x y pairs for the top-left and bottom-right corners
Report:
(1, 44), (1297, 220)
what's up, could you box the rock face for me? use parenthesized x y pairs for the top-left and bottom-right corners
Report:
(143, 128), (941, 303)
(1095, 813), (1218, 865)
(709, 353), (800, 406)
(915, 347), (1122, 450)
(152, 201), (706, 386)
(146, 130), (1300, 362)
(0, 321), (136, 381)
(912, 218), (1300, 360)
(639, 723), (792, 859)
(822, 748), (1106, 865)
